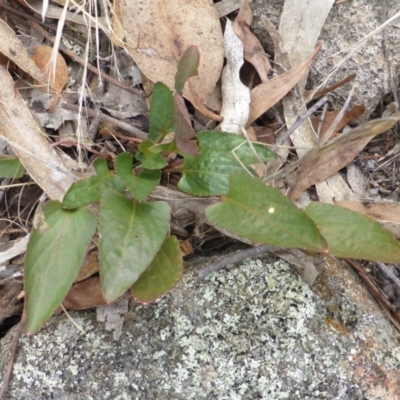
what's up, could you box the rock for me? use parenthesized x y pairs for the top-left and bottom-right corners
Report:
(1, 253), (400, 399)
(250, 0), (400, 120)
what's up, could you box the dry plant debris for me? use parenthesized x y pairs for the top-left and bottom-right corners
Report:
(0, 0), (400, 394)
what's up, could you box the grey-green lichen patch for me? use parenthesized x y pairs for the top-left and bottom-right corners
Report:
(0, 255), (397, 399)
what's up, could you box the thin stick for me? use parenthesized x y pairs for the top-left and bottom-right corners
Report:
(316, 102), (328, 139)
(271, 96), (328, 152)
(0, 309), (26, 398)
(61, 103), (148, 140)
(198, 244), (277, 278)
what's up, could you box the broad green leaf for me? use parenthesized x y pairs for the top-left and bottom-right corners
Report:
(175, 45), (200, 94)
(63, 158), (125, 208)
(99, 189), (170, 301)
(25, 201), (96, 334)
(178, 131), (275, 196)
(136, 140), (167, 169)
(0, 156), (25, 178)
(115, 153), (160, 201)
(305, 202), (400, 262)
(131, 235), (183, 304)
(206, 173), (327, 252)
(148, 82), (174, 143)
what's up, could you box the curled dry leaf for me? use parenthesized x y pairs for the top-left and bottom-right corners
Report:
(119, 0), (224, 120)
(31, 45), (68, 112)
(233, 0), (271, 82)
(288, 112), (400, 200)
(220, 19), (250, 134)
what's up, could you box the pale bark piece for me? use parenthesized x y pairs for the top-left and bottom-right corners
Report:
(336, 200), (400, 239)
(120, 0), (224, 119)
(0, 20), (48, 88)
(288, 112), (400, 200)
(233, 0), (271, 82)
(279, 0), (335, 92)
(0, 67), (77, 201)
(220, 20), (250, 134)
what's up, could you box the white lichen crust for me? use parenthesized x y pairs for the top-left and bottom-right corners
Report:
(0, 256), (398, 399)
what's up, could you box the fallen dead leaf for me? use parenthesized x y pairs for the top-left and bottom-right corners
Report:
(60, 277), (108, 311)
(248, 44), (321, 125)
(310, 104), (365, 143)
(233, 0), (271, 82)
(120, 0), (224, 120)
(31, 45), (68, 112)
(288, 112), (400, 200)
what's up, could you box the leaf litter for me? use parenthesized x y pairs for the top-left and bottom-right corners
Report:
(0, 0), (400, 365)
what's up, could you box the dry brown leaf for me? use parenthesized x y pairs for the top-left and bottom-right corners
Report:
(310, 105), (366, 143)
(335, 201), (400, 239)
(0, 67), (76, 201)
(120, 0), (223, 120)
(31, 45), (68, 112)
(233, 0), (271, 82)
(76, 251), (100, 283)
(179, 239), (193, 257)
(288, 112), (400, 200)
(248, 44), (321, 125)
(60, 277), (109, 311)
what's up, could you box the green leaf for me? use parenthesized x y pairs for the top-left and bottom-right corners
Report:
(0, 156), (25, 178)
(99, 189), (170, 301)
(131, 236), (183, 304)
(148, 82), (174, 143)
(178, 131), (275, 196)
(25, 201), (96, 334)
(115, 152), (160, 201)
(206, 173), (327, 252)
(175, 45), (200, 94)
(136, 140), (168, 169)
(63, 158), (125, 208)
(305, 202), (400, 262)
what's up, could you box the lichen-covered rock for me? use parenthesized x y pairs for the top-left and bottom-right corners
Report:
(1, 254), (400, 399)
